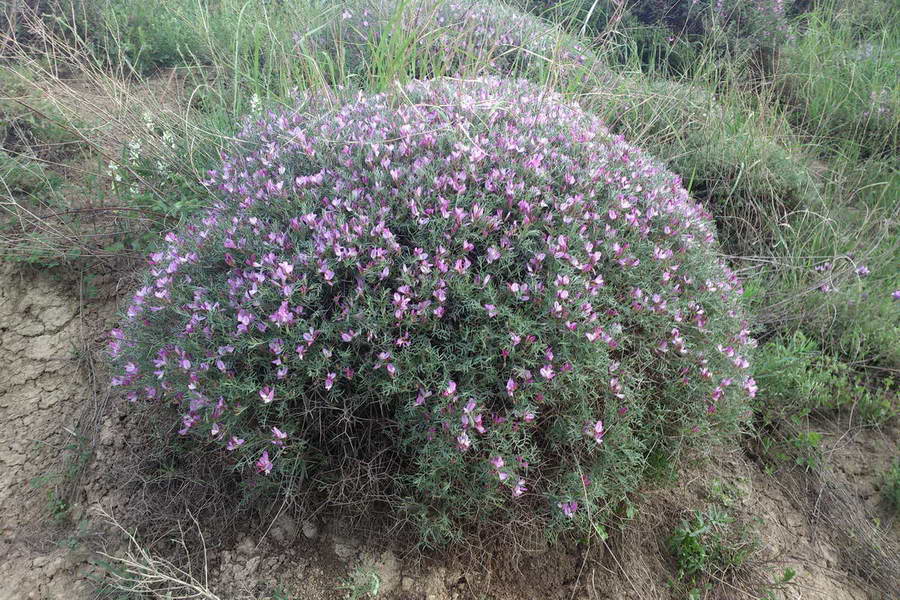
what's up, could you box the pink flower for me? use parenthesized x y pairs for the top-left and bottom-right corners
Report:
(324, 372), (336, 390)
(506, 377), (518, 397)
(486, 246), (501, 263)
(259, 386), (275, 404)
(855, 265), (870, 276)
(415, 388), (430, 406)
(456, 432), (471, 452)
(272, 426), (287, 445)
(893, 290), (900, 300)
(512, 479), (527, 497)
(743, 377), (758, 398)
(484, 304), (498, 317)
(558, 501), (578, 517)
(584, 420), (605, 444)
(490, 456), (504, 469)
(256, 451), (274, 475)
(226, 436), (245, 450)
(444, 380), (457, 396)
(540, 364), (555, 380)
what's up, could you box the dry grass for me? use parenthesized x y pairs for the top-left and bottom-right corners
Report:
(95, 506), (224, 600)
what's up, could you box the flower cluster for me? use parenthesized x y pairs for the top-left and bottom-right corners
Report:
(110, 77), (754, 541)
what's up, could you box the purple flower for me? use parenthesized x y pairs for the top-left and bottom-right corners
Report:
(584, 420), (605, 444)
(855, 265), (870, 276)
(226, 436), (245, 450)
(558, 501), (578, 518)
(272, 426), (287, 446)
(506, 377), (518, 397)
(256, 451), (274, 475)
(269, 301), (295, 326)
(456, 432), (471, 452)
(259, 386), (275, 404)
(893, 290), (900, 300)
(512, 479), (527, 498)
(743, 377), (758, 398)
(324, 372), (336, 390)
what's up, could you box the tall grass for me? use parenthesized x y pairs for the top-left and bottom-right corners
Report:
(776, 0), (899, 160)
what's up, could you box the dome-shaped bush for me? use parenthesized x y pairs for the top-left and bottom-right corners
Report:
(302, 0), (614, 90)
(110, 77), (755, 544)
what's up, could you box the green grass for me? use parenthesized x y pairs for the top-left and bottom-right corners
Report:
(776, 0), (899, 160)
(883, 459), (900, 514)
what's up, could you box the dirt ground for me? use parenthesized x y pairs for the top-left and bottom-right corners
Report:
(0, 263), (898, 600)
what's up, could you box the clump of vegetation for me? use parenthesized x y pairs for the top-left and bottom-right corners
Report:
(95, 0), (210, 74)
(109, 77), (754, 545)
(0, 66), (83, 166)
(882, 459), (900, 514)
(776, 0), (899, 159)
(755, 331), (896, 425)
(528, 0), (795, 73)
(668, 505), (758, 585)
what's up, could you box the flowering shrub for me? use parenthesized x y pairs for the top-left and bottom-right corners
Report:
(300, 0), (612, 90)
(110, 77), (755, 544)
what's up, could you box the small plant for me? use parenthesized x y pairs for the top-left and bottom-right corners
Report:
(707, 478), (745, 507)
(755, 331), (898, 426)
(760, 567), (797, 600)
(668, 505), (758, 583)
(882, 459), (900, 514)
(338, 566), (381, 600)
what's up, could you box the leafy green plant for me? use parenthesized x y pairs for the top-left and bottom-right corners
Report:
(338, 567), (381, 600)
(882, 459), (900, 514)
(755, 331), (898, 426)
(760, 567), (797, 600)
(668, 505), (758, 582)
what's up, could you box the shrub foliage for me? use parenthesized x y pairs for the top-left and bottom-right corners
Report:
(110, 77), (754, 544)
